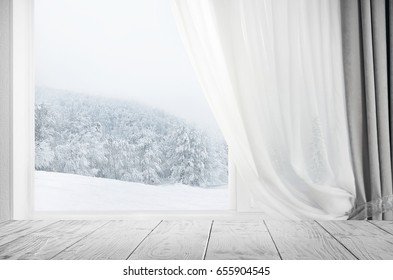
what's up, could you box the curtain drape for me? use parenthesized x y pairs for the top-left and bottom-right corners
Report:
(173, 0), (356, 219)
(341, 0), (393, 220)
(0, 0), (12, 221)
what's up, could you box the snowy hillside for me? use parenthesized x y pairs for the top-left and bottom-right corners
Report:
(35, 171), (228, 211)
(35, 88), (228, 187)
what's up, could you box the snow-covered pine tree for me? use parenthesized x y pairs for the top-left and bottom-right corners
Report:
(169, 125), (209, 186)
(35, 103), (55, 169)
(137, 128), (162, 184)
(85, 122), (107, 177)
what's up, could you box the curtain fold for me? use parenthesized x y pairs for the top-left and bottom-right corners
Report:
(173, 0), (356, 219)
(342, 0), (393, 220)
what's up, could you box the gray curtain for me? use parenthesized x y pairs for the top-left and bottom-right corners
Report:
(0, 0), (12, 221)
(341, 0), (393, 220)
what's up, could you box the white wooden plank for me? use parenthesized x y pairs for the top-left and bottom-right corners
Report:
(205, 220), (280, 260)
(53, 220), (160, 260)
(0, 220), (56, 247)
(5, 220), (390, 260)
(319, 221), (393, 260)
(0, 220), (9, 226)
(0, 220), (107, 259)
(369, 221), (393, 235)
(129, 220), (211, 260)
(265, 220), (355, 260)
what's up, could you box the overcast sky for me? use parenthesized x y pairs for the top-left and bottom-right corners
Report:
(34, 0), (219, 131)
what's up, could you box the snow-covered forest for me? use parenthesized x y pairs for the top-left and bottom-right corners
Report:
(35, 88), (228, 187)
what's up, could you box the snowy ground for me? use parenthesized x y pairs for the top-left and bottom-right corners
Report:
(35, 171), (229, 211)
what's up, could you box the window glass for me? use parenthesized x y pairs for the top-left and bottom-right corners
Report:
(34, 0), (228, 211)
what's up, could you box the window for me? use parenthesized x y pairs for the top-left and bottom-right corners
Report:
(33, 0), (229, 212)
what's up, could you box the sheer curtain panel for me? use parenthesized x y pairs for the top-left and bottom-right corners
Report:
(172, 0), (356, 219)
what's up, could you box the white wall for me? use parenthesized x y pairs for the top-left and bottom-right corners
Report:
(0, 0), (12, 220)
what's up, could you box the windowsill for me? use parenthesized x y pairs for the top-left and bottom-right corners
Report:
(32, 210), (266, 220)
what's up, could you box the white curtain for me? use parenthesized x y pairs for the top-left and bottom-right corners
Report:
(172, 0), (356, 219)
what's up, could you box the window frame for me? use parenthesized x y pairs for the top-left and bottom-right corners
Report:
(11, 0), (35, 219)
(11, 0), (244, 219)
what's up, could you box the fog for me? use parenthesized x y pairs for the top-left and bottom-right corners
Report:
(34, 0), (218, 130)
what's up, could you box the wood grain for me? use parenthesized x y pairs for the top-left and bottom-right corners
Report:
(205, 220), (280, 260)
(0, 220), (107, 259)
(265, 220), (355, 260)
(128, 220), (211, 260)
(319, 221), (393, 259)
(53, 220), (160, 260)
(369, 221), (393, 235)
(0, 220), (56, 247)
(0, 220), (9, 226)
(3, 220), (393, 260)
